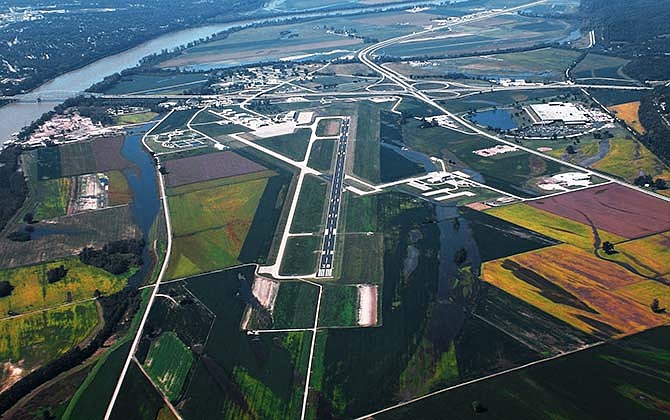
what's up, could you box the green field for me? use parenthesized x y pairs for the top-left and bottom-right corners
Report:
(573, 53), (630, 79)
(290, 175), (327, 234)
(144, 331), (194, 401)
(379, 326), (670, 419)
(316, 118), (341, 137)
(307, 139), (335, 172)
(109, 362), (165, 420)
(0, 257), (130, 315)
(114, 112), (158, 125)
(318, 285), (358, 327)
(0, 302), (99, 373)
(166, 176), (268, 279)
(30, 176), (72, 220)
(107, 170), (133, 205)
(271, 281), (319, 329)
(102, 73), (208, 95)
(256, 128), (312, 161)
(173, 267), (311, 419)
(337, 234), (384, 285)
(279, 236), (321, 276)
(153, 109), (199, 134)
(195, 121), (251, 137)
(352, 101), (382, 183)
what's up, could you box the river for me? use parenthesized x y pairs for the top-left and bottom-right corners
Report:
(0, 0), (461, 145)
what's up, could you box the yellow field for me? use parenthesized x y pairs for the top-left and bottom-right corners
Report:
(0, 302), (99, 374)
(592, 138), (670, 183)
(608, 101), (645, 134)
(107, 170), (132, 206)
(482, 244), (669, 337)
(486, 203), (625, 250)
(602, 231), (670, 279)
(0, 257), (130, 315)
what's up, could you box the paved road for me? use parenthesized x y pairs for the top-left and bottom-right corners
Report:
(317, 117), (350, 277)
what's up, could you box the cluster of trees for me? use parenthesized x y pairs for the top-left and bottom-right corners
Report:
(581, 0), (670, 81)
(79, 239), (144, 275)
(0, 280), (14, 298)
(0, 287), (142, 414)
(0, 0), (265, 96)
(634, 175), (667, 190)
(46, 265), (68, 284)
(639, 87), (670, 166)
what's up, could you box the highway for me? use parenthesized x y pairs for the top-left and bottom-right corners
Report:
(317, 117), (350, 277)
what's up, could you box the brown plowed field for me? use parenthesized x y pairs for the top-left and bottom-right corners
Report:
(527, 183), (670, 239)
(164, 151), (266, 187)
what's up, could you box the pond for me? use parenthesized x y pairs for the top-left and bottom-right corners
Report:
(469, 109), (518, 130)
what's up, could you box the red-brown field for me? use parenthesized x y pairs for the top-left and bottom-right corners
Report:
(527, 183), (670, 239)
(163, 151), (267, 187)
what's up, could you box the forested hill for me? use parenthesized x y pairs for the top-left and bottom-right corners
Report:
(580, 0), (670, 81)
(0, 0), (264, 96)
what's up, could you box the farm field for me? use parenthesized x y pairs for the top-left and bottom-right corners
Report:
(109, 361), (165, 420)
(166, 176), (269, 279)
(482, 244), (670, 337)
(29, 176), (72, 220)
(0, 257), (130, 315)
(165, 268), (311, 419)
(486, 202), (625, 251)
(0, 204), (141, 269)
(601, 231), (670, 280)
(106, 170), (132, 205)
(527, 183), (670, 239)
(590, 137), (670, 183)
(24, 136), (133, 179)
(0, 302), (99, 387)
(378, 326), (670, 420)
(144, 331), (194, 401)
(608, 101), (645, 133)
(162, 150), (266, 187)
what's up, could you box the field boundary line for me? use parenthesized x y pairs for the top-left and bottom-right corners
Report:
(0, 297), (97, 322)
(354, 340), (605, 420)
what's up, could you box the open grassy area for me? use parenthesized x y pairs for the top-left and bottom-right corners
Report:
(290, 175), (327, 234)
(0, 257), (130, 315)
(352, 101), (381, 183)
(113, 112), (158, 125)
(486, 203), (625, 250)
(153, 109), (199, 134)
(166, 176), (268, 279)
(591, 137), (670, 182)
(307, 139), (335, 172)
(316, 118), (341, 137)
(0, 302), (99, 375)
(109, 361), (166, 420)
(608, 101), (645, 134)
(256, 128), (312, 161)
(102, 73), (207, 95)
(337, 234), (384, 285)
(271, 281), (319, 329)
(318, 285), (358, 327)
(144, 331), (194, 401)
(572, 53), (630, 79)
(279, 236), (321, 276)
(379, 326), (670, 420)
(482, 244), (670, 337)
